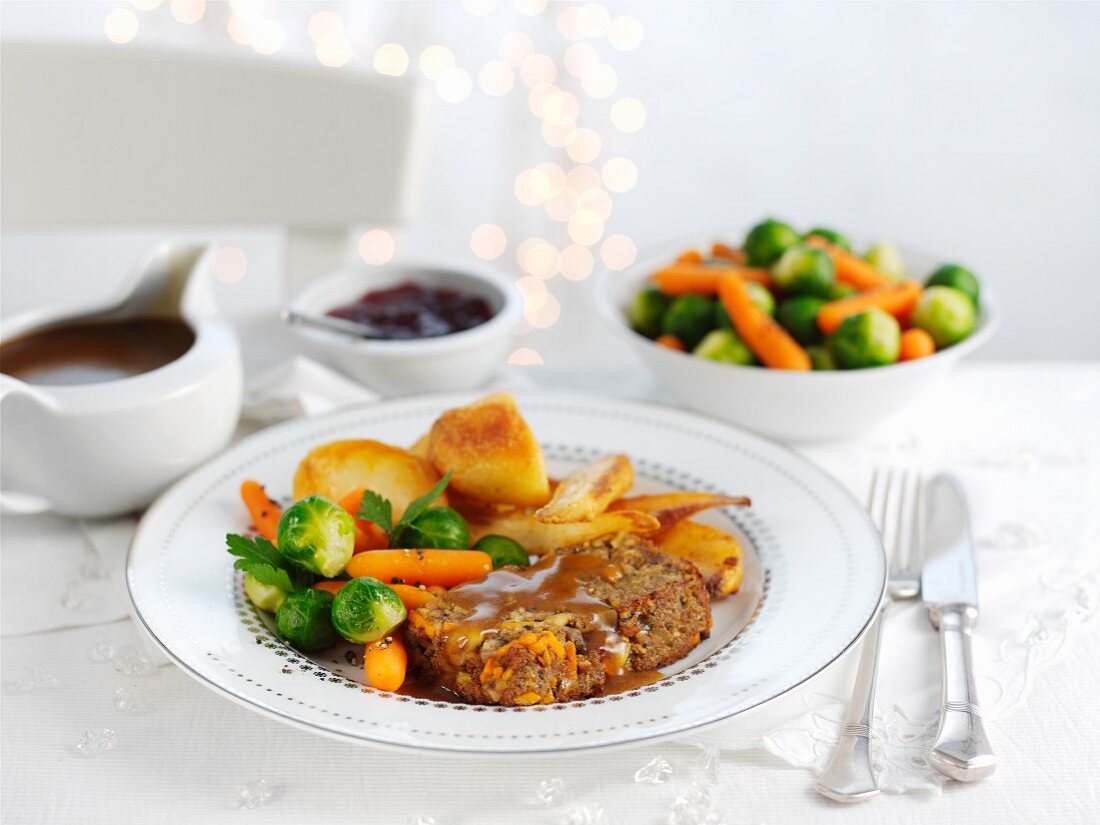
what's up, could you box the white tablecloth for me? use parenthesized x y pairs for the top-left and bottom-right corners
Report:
(3, 363), (1099, 825)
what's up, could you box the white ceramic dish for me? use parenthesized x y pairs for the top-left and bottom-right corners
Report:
(286, 262), (522, 394)
(596, 239), (997, 443)
(0, 242), (242, 517)
(127, 391), (885, 754)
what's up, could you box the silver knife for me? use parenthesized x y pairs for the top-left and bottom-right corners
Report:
(920, 473), (997, 781)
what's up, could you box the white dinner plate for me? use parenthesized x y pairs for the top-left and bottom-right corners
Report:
(127, 391), (885, 754)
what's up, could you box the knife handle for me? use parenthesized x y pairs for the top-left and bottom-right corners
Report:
(929, 604), (997, 781)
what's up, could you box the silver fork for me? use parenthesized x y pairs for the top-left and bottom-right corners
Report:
(815, 467), (924, 803)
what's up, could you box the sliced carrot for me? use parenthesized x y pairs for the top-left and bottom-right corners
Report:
(345, 549), (492, 589)
(338, 487), (391, 553)
(240, 480), (281, 543)
(899, 328), (936, 361)
(653, 263), (772, 295)
(312, 580), (347, 595)
(676, 249), (704, 264)
(389, 583), (441, 610)
(655, 334), (686, 352)
(804, 236), (894, 291)
(717, 275), (811, 371)
(711, 243), (746, 265)
(364, 632), (407, 692)
(817, 281), (923, 335)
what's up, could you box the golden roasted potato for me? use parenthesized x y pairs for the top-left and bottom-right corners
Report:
(409, 433), (430, 459)
(427, 393), (550, 507)
(469, 510), (660, 555)
(609, 492), (750, 529)
(293, 439), (446, 518)
(534, 454), (633, 523)
(654, 520), (743, 596)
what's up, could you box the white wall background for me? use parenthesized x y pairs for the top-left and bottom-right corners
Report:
(3, 1), (1099, 366)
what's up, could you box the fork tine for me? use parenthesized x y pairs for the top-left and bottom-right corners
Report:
(892, 469), (910, 568)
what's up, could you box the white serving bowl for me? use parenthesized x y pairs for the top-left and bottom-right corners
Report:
(287, 262), (522, 394)
(597, 239), (998, 443)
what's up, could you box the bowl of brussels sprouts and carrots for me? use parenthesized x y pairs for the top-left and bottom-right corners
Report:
(596, 218), (996, 442)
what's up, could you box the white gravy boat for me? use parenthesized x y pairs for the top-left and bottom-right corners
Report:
(1, 242), (242, 517)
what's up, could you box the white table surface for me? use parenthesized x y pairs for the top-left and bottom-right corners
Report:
(3, 362), (1099, 825)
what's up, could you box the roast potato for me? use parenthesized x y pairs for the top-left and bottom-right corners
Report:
(609, 492), (750, 529)
(293, 439), (446, 519)
(427, 393), (550, 507)
(469, 509), (660, 555)
(534, 454), (633, 523)
(654, 520), (744, 596)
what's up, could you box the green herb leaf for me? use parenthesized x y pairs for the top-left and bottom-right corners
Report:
(226, 533), (312, 592)
(356, 490), (393, 538)
(395, 471), (452, 534)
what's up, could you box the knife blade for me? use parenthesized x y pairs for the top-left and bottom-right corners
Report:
(921, 473), (997, 781)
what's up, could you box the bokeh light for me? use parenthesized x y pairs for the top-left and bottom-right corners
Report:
(520, 54), (557, 88)
(540, 89), (579, 126)
(470, 224), (508, 260)
(478, 60), (515, 96)
(568, 210), (605, 246)
(565, 128), (602, 163)
(521, 241), (559, 278)
(507, 347), (544, 366)
(540, 121), (576, 149)
(600, 234), (638, 270)
(578, 187), (613, 220)
(608, 15), (645, 51)
(610, 97), (647, 132)
(517, 275), (549, 311)
(308, 11), (343, 43)
(513, 170), (542, 205)
(251, 20), (285, 55)
(419, 45), (455, 80)
(359, 229), (395, 265)
(374, 43), (409, 76)
(499, 32), (534, 66)
(601, 156), (639, 192)
(514, 0), (548, 15)
(131, 0), (162, 11)
(525, 292), (561, 328)
(559, 244), (595, 281)
(461, 0), (498, 15)
(212, 246), (248, 283)
(317, 33), (354, 67)
(527, 84), (559, 118)
(564, 43), (599, 77)
(170, 0), (205, 25)
(580, 62), (617, 99)
(105, 9), (139, 43)
(530, 162), (566, 199)
(556, 6), (581, 40)
(577, 3), (612, 38)
(544, 190), (579, 222)
(566, 164), (601, 194)
(436, 68), (473, 103)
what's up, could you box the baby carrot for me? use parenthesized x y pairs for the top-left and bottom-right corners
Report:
(804, 236), (894, 291)
(653, 263), (773, 295)
(364, 632), (407, 692)
(817, 281), (923, 335)
(388, 583), (441, 610)
(655, 334), (686, 352)
(899, 327), (936, 361)
(312, 580), (347, 595)
(717, 275), (811, 371)
(676, 248), (704, 264)
(338, 487), (391, 553)
(240, 480), (281, 543)
(711, 242), (746, 265)
(345, 549), (492, 589)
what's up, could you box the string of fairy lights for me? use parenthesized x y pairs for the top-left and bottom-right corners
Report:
(102, 0), (645, 367)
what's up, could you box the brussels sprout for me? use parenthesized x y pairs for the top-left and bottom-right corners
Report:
(804, 227), (852, 252)
(277, 496), (356, 578)
(925, 264), (980, 308)
(474, 535), (530, 568)
(391, 506), (470, 550)
(772, 246), (836, 298)
(911, 285), (977, 348)
(693, 329), (757, 366)
(865, 241), (906, 280)
(276, 589), (339, 651)
(806, 345), (836, 371)
(331, 577), (407, 644)
(829, 309), (901, 369)
(715, 283), (773, 329)
(775, 296), (826, 346)
(743, 219), (800, 267)
(244, 573), (288, 613)
(628, 288), (672, 338)
(662, 294), (715, 350)
(826, 281), (858, 300)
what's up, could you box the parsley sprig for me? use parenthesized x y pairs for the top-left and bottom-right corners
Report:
(356, 471), (452, 546)
(226, 533), (313, 592)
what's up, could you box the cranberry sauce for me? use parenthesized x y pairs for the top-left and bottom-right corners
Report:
(327, 282), (494, 340)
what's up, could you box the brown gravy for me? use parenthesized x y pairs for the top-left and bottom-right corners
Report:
(0, 316), (194, 386)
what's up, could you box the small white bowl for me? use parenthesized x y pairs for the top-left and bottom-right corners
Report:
(596, 238), (998, 443)
(288, 262), (522, 394)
